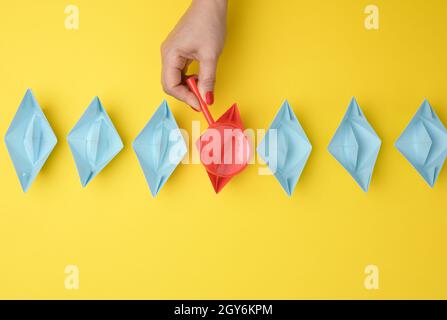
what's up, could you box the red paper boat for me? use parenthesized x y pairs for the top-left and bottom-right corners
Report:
(186, 77), (250, 193)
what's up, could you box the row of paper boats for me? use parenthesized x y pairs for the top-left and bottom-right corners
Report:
(4, 89), (447, 195)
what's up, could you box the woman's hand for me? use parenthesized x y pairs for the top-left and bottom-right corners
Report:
(161, 0), (228, 110)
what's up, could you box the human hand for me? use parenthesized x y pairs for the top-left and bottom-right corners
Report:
(161, 0), (228, 110)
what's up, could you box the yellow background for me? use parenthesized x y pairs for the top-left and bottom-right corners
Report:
(0, 0), (446, 299)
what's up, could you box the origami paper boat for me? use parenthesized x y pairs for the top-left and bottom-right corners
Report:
(133, 100), (187, 196)
(4, 89), (57, 192)
(67, 97), (123, 187)
(328, 97), (381, 192)
(257, 100), (312, 196)
(198, 103), (248, 193)
(395, 100), (447, 187)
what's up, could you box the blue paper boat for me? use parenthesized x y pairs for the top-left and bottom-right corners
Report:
(67, 97), (123, 187)
(5, 89), (57, 192)
(328, 97), (381, 192)
(257, 100), (312, 196)
(395, 100), (447, 187)
(133, 100), (187, 196)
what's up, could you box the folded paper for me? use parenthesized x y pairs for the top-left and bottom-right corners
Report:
(395, 100), (447, 187)
(4, 89), (57, 192)
(257, 100), (312, 196)
(67, 97), (123, 187)
(198, 104), (247, 193)
(328, 97), (381, 192)
(133, 100), (187, 196)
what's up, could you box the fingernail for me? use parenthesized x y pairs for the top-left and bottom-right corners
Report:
(205, 91), (214, 105)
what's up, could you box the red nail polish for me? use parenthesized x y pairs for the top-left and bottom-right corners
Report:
(205, 91), (214, 105)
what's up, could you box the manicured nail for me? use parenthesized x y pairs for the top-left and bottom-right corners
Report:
(205, 91), (214, 105)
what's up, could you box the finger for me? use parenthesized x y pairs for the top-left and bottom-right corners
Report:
(198, 56), (218, 105)
(171, 85), (201, 111)
(162, 54), (199, 110)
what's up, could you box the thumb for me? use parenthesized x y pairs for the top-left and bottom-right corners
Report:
(198, 57), (218, 105)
